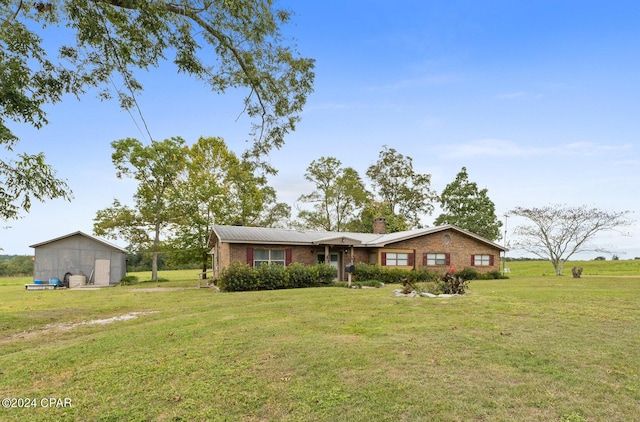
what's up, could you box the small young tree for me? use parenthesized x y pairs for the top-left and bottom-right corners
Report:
(510, 204), (634, 276)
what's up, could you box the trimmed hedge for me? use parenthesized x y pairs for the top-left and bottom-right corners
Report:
(218, 262), (338, 292)
(353, 263), (440, 285)
(456, 267), (508, 280)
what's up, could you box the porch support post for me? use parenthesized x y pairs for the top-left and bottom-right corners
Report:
(347, 245), (354, 287)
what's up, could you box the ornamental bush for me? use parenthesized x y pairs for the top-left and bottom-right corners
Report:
(218, 262), (260, 292)
(287, 262), (318, 288)
(316, 264), (338, 284)
(438, 271), (469, 295)
(218, 263), (338, 292)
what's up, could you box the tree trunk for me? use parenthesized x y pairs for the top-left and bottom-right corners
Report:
(152, 251), (158, 282)
(553, 259), (564, 276)
(202, 251), (208, 279)
(152, 222), (160, 282)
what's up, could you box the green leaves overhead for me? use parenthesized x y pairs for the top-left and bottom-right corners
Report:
(0, 152), (72, 221)
(1, 0), (315, 157)
(1, 0), (314, 228)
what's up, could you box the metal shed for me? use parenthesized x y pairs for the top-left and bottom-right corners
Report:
(29, 231), (128, 287)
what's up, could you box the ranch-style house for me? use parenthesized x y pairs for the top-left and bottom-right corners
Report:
(208, 218), (507, 281)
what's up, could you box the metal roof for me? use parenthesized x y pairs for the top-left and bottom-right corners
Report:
(29, 231), (129, 253)
(211, 224), (507, 251)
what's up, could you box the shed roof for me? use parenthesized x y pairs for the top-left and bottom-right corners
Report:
(29, 231), (129, 253)
(211, 225), (507, 251)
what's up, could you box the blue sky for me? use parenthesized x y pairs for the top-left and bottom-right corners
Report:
(2, 0), (638, 258)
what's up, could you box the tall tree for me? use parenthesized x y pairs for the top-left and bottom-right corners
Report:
(1, 0), (314, 220)
(366, 146), (438, 229)
(166, 137), (290, 273)
(94, 137), (188, 281)
(297, 157), (369, 231)
(434, 166), (502, 240)
(509, 204), (634, 276)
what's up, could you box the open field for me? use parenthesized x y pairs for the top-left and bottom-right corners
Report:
(505, 259), (640, 277)
(1, 270), (639, 421)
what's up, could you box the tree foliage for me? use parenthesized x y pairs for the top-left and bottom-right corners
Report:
(165, 136), (290, 272)
(434, 166), (502, 240)
(0, 151), (71, 222)
(346, 200), (409, 233)
(95, 136), (289, 278)
(0, 255), (34, 276)
(1, 0), (314, 224)
(509, 204), (634, 276)
(296, 157), (369, 231)
(1, 0), (314, 159)
(365, 146), (437, 229)
(94, 137), (188, 281)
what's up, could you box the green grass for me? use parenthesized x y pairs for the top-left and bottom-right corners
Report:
(1, 270), (639, 421)
(505, 259), (640, 277)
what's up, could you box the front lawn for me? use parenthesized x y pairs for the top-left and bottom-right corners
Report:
(0, 273), (638, 421)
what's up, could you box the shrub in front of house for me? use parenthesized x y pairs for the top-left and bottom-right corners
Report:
(456, 267), (478, 280)
(218, 262), (260, 292)
(353, 263), (439, 285)
(285, 263), (317, 288)
(456, 267), (508, 280)
(257, 262), (289, 290)
(218, 263), (338, 292)
(315, 264), (338, 284)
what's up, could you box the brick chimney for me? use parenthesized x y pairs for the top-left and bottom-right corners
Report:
(373, 217), (386, 234)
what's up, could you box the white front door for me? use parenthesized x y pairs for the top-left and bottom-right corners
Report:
(94, 259), (111, 286)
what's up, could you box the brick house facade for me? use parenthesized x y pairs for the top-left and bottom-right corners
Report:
(208, 222), (507, 281)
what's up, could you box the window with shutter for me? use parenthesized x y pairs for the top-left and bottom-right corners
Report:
(472, 254), (491, 266)
(425, 253), (448, 266)
(246, 248), (254, 267)
(285, 249), (293, 266)
(253, 249), (286, 267)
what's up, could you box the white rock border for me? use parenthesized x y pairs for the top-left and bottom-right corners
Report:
(392, 289), (463, 298)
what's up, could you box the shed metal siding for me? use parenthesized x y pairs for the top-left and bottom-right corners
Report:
(32, 233), (127, 285)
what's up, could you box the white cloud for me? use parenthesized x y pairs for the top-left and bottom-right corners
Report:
(438, 139), (632, 159)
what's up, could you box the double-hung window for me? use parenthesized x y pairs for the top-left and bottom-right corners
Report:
(426, 253), (448, 266)
(384, 252), (409, 266)
(472, 254), (492, 266)
(254, 249), (285, 267)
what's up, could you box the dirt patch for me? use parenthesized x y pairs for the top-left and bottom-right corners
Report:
(53, 311), (159, 328)
(3, 311), (158, 343)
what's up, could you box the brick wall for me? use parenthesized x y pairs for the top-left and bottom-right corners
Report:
(212, 228), (502, 278)
(374, 228), (501, 273)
